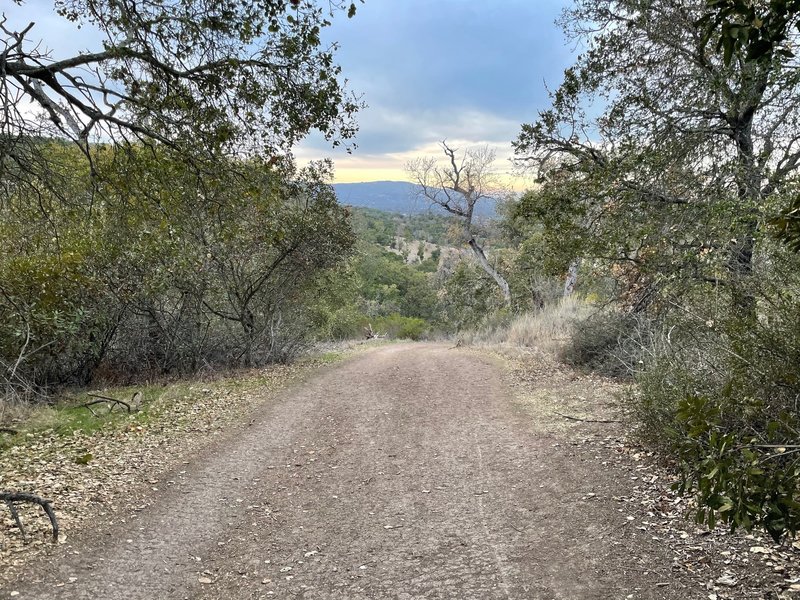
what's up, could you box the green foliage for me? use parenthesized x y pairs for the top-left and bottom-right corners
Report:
(437, 261), (505, 331)
(356, 247), (438, 320)
(699, 0), (800, 65)
(0, 143), (354, 390)
(370, 314), (428, 340)
(4, 0), (361, 162)
(672, 395), (800, 540)
(630, 251), (800, 539)
(348, 207), (455, 247)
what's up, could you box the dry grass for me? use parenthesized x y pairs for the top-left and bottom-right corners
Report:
(464, 296), (594, 354)
(0, 397), (37, 431)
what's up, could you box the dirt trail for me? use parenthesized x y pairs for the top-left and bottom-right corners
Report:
(3, 344), (697, 598)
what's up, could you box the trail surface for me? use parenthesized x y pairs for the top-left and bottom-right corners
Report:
(3, 344), (694, 598)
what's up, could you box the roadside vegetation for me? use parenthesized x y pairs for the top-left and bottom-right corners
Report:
(504, 0), (800, 542)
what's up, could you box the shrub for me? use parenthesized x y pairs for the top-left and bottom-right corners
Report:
(560, 309), (655, 378)
(372, 314), (428, 340)
(631, 281), (800, 540)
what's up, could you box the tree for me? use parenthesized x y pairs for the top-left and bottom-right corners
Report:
(514, 0), (800, 539)
(698, 0), (800, 251)
(406, 142), (511, 305)
(515, 0), (800, 314)
(1, 0), (362, 191)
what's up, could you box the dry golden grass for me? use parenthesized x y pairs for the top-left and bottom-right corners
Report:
(464, 296), (594, 354)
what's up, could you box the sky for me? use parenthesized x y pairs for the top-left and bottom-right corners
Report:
(296, 0), (576, 187)
(7, 0), (576, 188)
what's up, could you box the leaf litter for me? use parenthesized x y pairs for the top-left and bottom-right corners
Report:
(499, 346), (800, 599)
(0, 359), (329, 586)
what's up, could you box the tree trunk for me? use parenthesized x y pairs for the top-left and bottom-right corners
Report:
(241, 309), (255, 367)
(729, 104), (762, 321)
(563, 259), (580, 297)
(467, 238), (511, 306)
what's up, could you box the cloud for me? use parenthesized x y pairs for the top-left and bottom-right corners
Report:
(296, 0), (575, 184)
(296, 134), (537, 192)
(329, 0), (573, 119)
(13, 0), (573, 191)
(299, 104), (522, 155)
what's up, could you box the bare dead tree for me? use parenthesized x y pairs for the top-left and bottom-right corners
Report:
(407, 141), (511, 305)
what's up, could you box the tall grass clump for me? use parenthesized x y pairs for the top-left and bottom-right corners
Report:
(463, 295), (593, 352)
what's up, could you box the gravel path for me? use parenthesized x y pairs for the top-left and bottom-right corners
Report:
(0, 344), (738, 598)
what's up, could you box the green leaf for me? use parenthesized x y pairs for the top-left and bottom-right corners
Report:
(75, 453), (93, 465)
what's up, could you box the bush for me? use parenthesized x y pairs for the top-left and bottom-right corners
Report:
(560, 310), (655, 378)
(372, 314), (428, 340)
(630, 278), (800, 540)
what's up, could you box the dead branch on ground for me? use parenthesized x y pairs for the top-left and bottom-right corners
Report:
(1, 491), (59, 542)
(81, 391), (141, 416)
(554, 411), (622, 424)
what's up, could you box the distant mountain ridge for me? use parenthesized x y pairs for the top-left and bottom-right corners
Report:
(333, 181), (496, 217)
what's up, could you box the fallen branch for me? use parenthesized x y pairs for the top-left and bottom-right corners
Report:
(83, 392), (132, 414)
(0, 427), (18, 435)
(1, 491), (59, 542)
(554, 412), (621, 424)
(364, 324), (386, 340)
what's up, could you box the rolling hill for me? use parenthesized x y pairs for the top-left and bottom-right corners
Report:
(333, 181), (496, 217)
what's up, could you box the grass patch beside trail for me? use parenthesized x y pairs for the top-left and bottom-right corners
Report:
(461, 296), (595, 355)
(0, 346), (355, 455)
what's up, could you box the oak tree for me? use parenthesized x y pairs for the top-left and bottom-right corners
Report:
(1, 0), (362, 190)
(515, 0), (800, 312)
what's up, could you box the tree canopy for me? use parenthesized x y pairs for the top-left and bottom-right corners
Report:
(1, 0), (362, 178)
(515, 0), (800, 310)
(513, 0), (800, 538)
(699, 0), (800, 64)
